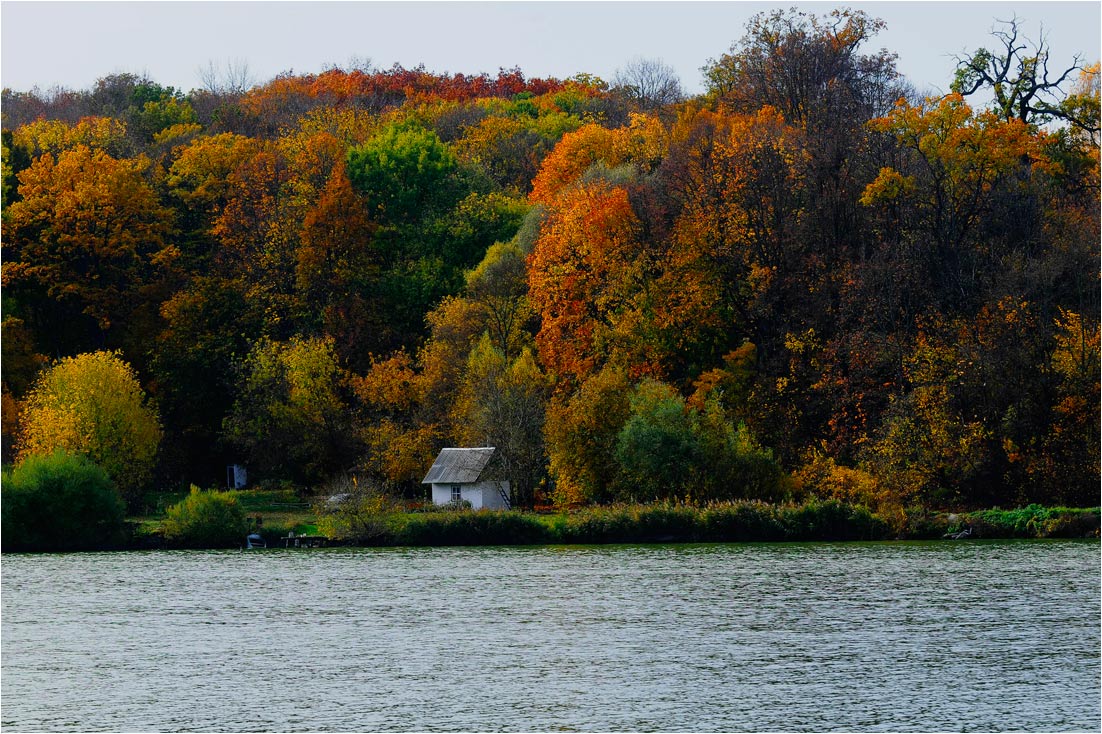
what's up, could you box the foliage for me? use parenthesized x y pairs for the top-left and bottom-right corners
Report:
(614, 380), (700, 500)
(1, 450), (128, 552)
(452, 336), (549, 507)
(0, 23), (1097, 509)
(17, 351), (161, 499)
(2, 145), (176, 354)
(544, 366), (633, 506)
(315, 481), (402, 544)
(224, 335), (354, 486)
(949, 504), (1101, 539)
(346, 121), (460, 224)
(162, 486), (249, 548)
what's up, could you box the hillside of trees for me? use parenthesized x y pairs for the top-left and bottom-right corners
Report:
(3, 9), (1098, 516)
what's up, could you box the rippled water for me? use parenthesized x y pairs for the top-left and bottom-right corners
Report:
(2, 541), (1099, 732)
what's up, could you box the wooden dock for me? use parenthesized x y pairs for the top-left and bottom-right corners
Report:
(282, 534), (329, 548)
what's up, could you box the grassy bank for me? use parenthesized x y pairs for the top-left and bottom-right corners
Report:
(7, 492), (1093, 552)
(324, 500), (1101, 548)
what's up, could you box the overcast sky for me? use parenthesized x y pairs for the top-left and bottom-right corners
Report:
(2, 2), (1099, 97)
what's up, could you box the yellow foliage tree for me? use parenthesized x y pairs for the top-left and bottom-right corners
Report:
(18, 351), (162, 498)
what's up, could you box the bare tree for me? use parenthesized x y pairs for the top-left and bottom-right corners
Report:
(322, 55), (375, 74)
(952, 16), (1097, 134)
(197, 58), (256, 95)
(612, 57), (684, 111)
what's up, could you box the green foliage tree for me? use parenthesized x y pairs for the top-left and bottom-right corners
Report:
(346, 121), (461, 225)
(613, 381), (786, 503)
(18, 351), (162, 501)
(1, 450), (127, 552)
(615, 380), (700, 500)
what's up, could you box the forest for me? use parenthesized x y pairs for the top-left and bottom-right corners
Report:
(2, 8), (1099, 522)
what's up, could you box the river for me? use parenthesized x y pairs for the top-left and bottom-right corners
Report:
(2, 540), (1098, 732)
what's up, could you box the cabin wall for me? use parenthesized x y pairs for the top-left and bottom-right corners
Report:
(430, 481), (511, 509)
(476, 481), (510, 510)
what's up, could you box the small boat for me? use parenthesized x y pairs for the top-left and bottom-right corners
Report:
(245, 533), (266, 549)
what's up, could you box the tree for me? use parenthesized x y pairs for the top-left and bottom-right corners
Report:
(223, 336), (355, 486)
(614, 380), (700, 501)
(151, 276), (264, 485)
(452, 335), (549, 507)
(2, 145), (176, 355)
(703, 8), (898, 126)
(612, 57), (684, 112)
(952, 16), (1097, 133)
(527, 180), (645, 383)
(614, 380), (785, 503)
(861, 94), (1038, 305)
(346, 121), (460, 225)
(544, 366), (632, 506)
(294, 161), (384, 369)
(465, 240), (534, 359)
(18, 351), (162, 500)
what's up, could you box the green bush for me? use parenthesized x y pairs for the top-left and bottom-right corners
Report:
(1, 450), (128, 552)
(956, 505), (1101, 539)
(162, 486), (248, 548)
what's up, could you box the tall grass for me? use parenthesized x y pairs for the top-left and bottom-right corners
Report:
(323, 499), (901, 547)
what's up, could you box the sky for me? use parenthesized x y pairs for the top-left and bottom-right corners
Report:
(1, 1), (1099, 97)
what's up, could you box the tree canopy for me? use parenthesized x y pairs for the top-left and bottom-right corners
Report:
(2, 9), (1097, 512)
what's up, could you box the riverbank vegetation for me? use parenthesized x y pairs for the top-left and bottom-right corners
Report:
(2, 9), (1098, 552)
(5, 487), (1096, 551)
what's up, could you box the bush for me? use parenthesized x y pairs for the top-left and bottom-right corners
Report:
(956, 505), (1102, 539)
(1, 450), (127, 552)
(162, 486), (248, 548)
(316, 487), (401, 544)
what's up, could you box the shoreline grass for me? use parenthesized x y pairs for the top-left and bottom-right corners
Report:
(7, 494), (1098, 553)
(314, 499), (1100, 549)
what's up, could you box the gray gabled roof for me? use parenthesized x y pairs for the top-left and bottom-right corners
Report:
(421, 447), (496, 484)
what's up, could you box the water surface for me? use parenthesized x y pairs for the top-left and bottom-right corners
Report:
(2, 541), (1099, 731)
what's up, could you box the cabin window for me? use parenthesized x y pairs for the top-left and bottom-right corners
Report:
(451, 485), (462, 502)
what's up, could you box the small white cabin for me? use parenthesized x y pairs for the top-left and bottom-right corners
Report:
(422, 447), (511, 510)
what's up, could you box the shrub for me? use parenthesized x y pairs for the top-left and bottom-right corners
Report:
(1, 450), (127, 552)
(957, 505), (1102, 539)
(162, 486), (248, 548)
(316, 486), (401, 544)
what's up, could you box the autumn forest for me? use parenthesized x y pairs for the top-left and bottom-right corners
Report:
(2, 9), (1099, 517)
